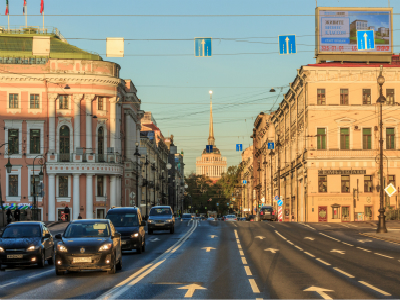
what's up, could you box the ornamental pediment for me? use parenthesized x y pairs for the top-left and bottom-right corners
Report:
(335, 117), (356, 124)
(383, 118), (400, 124)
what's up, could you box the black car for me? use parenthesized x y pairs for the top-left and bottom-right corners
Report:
(106, 207), (146, 253)
(0, 221), (54, 268)
(260, 206), (277, 221)
(147, 206), (175, 234)
(54, 219), (122, 275)
(246, 215), (256, 221)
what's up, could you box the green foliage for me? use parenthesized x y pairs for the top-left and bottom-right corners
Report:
(217, 166), (240, 199)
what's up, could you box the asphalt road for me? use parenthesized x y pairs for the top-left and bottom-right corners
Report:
(1, 220), (400, 299)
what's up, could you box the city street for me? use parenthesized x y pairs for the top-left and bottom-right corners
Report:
(1, 220), (399, 299)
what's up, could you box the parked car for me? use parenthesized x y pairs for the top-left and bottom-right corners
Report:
(147, 206), (175, 234)
(0, 221), (54, 268)
(106, 207), (146, 253)
(260, 206), (277, 221)
(207, 217), (215, 221)
(246, 215), (256, 221)
(54, 219), (122, 275)
(225, 215), (237, 221)
(238, 217), (246, 221)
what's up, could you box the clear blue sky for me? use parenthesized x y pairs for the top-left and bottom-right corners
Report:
(7, 0), (397, 174)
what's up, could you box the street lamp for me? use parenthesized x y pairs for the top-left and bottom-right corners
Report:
(377, 65), (388, 234)
(32, 155), (45, 221)
(0, 148), (12, 227)
(134, 142), (141, 208)
(167, 163), (172, 208)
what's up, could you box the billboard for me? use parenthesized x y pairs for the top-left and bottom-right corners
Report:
(316, 8), (392, 54)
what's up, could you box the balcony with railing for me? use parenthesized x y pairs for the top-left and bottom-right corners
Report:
(54, 153), (122, 164)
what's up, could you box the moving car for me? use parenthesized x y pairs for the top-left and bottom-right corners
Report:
(207, 217), (215, 221)
(147, 206), (175, 234)
(0, 221), (54, 268)
(106, 207), (146, 253)
(181, 213), (193, 221)
(260, 206), (277, 221)
(54, 219), (122, 275)
(225, 215), (237, 221)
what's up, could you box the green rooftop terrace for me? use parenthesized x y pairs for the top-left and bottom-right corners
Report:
(0, 26), (102, 61)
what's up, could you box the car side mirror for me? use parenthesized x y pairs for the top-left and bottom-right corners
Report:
(44, 233), (51, 238)
(113, 233), (121, 239)
(55, 234), (62, 239)
(141, 221), (146, 227)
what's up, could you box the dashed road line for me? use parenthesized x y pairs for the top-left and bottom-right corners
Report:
(304, 252), (315, 257)
(241, 257), (247, 264)
(341, 242), (354, 246)
(316, 258), (331, 266)
(236, 239), (240, 243)
(237, 244), (242, 249)
(234, 231), (238, 238)
(248, 279), (260, 293)
(239, 250), (244, 256)
(356, 247), (371, 252)
(244, 266), (252, 275)
(295, 246), (304, 251)
(319, 233), (341, 242)
(27, 269), (53, 279)
(0, 281), (18, 289)
(359, 281), (392, 296)
(374, 253), (394, 259)
(333, 267), (355, 278)
(287, 240), (294, 245)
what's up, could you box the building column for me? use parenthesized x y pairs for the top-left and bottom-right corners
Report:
(48, 174), (56, 221)
(110, 175), (116, 207)
(48, 93), (57, 152)
(73, 94), (83, 152)
(73, 174), (80, 220)
(86, 174), (94, 219)
(85, 94), (95, 152)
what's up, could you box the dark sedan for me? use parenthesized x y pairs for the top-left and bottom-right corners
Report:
(54, 219), (122, 275)
(0, 221), (54, 268)
(147, 206), (175, 234)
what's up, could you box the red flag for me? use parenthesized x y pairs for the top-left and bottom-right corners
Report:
(40, 0), (44, 14)
(23, 0), (26, 15)
(5, 0), (8, 16)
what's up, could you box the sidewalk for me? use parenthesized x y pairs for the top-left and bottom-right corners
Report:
(360, 230), (400, 244)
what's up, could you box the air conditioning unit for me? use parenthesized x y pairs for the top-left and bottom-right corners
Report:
(354, 125), (359, 130)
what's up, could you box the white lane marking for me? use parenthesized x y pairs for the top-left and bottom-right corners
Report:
(303, 287), (333, 300)
(249, 279), (260, 293)
(304, 237), (315, 240)
(244, 266), (252, 275)
(177, 283), (206, 298)
(356, 247), (371, 252)
(295, 246), (304, 251)
(255, 236), (266, 239)
(374, 253), (394, 259)
(359, 281), (392, 296)
(333, 267), (355, 278)
(241, 257), (247, 264)
(341, 242), (354, 246)
(340, 224), (350, 228)
(27, 269), (53, 279)
(210, 235), (218, 238)
(330, 249), (345, 255)
(319, 233), (341, 242)
(304, 252), (315, 257)
(275, 231), (287, 240)
(303, 224), (316, 230)
(0, 281), (18, 289)
(239, 251), (244, 256)
(358, 239), (372, 243)
(264, 248), (279, 253)
(287, 241), (294, 245)
(236, 239), (240, 243)
(238, 244), (242, 249)
(98, 220), (198, 300)
(201, 247), (216, 253)
(150, 238), (160, 242)
(316, 258), (331, 265)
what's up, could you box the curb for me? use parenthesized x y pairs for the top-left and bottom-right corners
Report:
(359, 232), (400, 245)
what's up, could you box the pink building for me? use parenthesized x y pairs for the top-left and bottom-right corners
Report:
(0, 28), (143, 221)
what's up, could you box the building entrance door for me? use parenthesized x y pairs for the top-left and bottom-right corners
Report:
(318, 206), (328, 222)
(342, 206), (350, 221)
(364, 206), (373, 220)
(97, 208), (105, 219)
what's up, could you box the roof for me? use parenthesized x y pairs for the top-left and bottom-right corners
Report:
(151, 206), (172, 209)
(70, 219), (109, 223)
(9, 221), (43, 225)
(0, 27), (102, 61)
(107, 207), (139, 211)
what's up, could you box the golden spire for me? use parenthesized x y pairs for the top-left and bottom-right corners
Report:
(208, 90), (215, 146)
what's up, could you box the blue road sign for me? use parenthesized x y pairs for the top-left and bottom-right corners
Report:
(206, 145), (213, 153)
(243, 180), (247, 184)
(195, 38), (212, 57)
(236, 144), (243, 152)
(274, 196), (279, 201)
(357, 30), (375, 50)
(278, 35), (296, 55)
(277, 200), (283, 207)
(268, 142), (275, 149)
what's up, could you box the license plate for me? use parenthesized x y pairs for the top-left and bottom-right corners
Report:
(7, 255), (23, 258)
(121, 240), (126, 245)
(72, 257), (91, 263)
(265, 212), (271, 215)
(155, 224), (164, 226)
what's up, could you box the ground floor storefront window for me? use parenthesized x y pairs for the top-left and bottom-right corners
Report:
(342, 206), (350, 221)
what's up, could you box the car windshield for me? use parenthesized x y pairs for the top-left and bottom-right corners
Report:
(106, 213), (139, 227)
(2, 225), (41, 238)
(63, 223), (110, 238)
(150, 208), (172, 216)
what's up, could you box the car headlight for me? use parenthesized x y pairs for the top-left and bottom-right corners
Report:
(0, 246), (4, 253)
(147, 220), (153, 223)
(166, 219), (173, 222)
(99, 243), (113, 252)
(57, 244), (68, 253)
(27, 245), (40, 252)
(131, 233), (139, 238)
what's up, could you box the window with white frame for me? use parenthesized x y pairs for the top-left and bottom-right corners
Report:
(8, 175), (18, 197)
(59, 176), (68, 197)
(9, 93), (18, 108)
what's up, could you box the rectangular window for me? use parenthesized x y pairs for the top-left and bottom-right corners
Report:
(362, 128), (371, 149)
(317, 89), (326, 105)
(318, 175), (327, 192)
(332, 207), (339, 219)
(317, 128), (326, 149)
(59, 176), (68, 197)
(364, 175), (372, 192)
(386, 89), (395, 104)
(342, 207), (350, 221)
(341, 175), (350, 193)
(362, 89), (371, 104)
(340, 128), (350, 149)
(59, 95), (69, 110)
(97, 176), (104, 197)
(30, 94), (39, 109)
(9, 93), (18, 108)
(98, 97), (104, 111)
(389, 175), (395, 187)
(30, 129), (40, 154)
(8, 129), (19, 154)
(386, 128), (395, 149)
(340, 89), (349, 105)
(30, 175), (40, 196)
(9, 175), (18, 197)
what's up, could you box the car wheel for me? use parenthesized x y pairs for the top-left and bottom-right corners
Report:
(116, 258), (122, 271)
(47, 251), (54, 265)
(148, 229), (153, 235)
(55, 267), (64, 275)
(107, 259), (116, 274)
(170, 227), (174, 234)
(38, 252), (45, 268)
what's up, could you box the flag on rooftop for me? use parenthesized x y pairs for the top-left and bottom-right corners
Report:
(23, 0), (26, 15)
(40, 0), (43, 14)
(5, 0), (9, 16)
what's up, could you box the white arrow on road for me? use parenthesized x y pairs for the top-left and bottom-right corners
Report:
(330, 249), (345, 254)
(178, 283), (206, 298)
(358, 239), (372, 243)
(304, 237), (315, 240)
(255, 236), (266, 239)
(304, 287), (334, 300)
(264, 248), (279, 253)
(202, 247), (216, 252)
(150, 238), (160, 242)
(210, 235), (218, 238)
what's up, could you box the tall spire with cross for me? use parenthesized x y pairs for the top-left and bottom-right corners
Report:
(208, 91), (215, 146)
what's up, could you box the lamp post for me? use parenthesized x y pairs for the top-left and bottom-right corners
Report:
(32, 155), (45, 221)
(152, 161), (156, 207)
(0, 143), (12, 227)
(257, 161), (262, 218)
(167, 163), (172, 208)
(134, 143), (141, 208)
(144, 155), (149, 218)
(377, 65), (388, 234)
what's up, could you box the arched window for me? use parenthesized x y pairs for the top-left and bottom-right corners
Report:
(98, 127), (105, 162)
(59, 126), (70, 162)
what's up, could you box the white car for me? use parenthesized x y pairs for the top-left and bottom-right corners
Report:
(207, 217), (215, 221)
(225, 215), (237, 221)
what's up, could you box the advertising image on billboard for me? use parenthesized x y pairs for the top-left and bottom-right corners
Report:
(317, 8), (392, 54)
